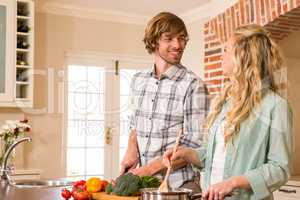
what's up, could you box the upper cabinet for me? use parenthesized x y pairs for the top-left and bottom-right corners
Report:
(0, 0), (34, 108)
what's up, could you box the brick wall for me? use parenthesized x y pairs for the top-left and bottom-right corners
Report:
(204, 0), (300, 94)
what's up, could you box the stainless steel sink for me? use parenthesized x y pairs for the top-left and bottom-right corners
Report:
(10, 179), (73, 188)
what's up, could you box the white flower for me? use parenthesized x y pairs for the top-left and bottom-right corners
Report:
(5, 120), (18, 125)
(5, 120), (18, 130)
(1, 124), (10, 131)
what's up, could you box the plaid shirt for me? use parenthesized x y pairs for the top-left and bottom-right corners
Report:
(129, 64), (209, 188)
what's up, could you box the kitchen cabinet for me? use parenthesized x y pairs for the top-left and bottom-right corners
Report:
(0, 0), (34, 107)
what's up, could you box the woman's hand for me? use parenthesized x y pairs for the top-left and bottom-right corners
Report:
(202, 178), (236, 200)
(202, 176), (250, 200)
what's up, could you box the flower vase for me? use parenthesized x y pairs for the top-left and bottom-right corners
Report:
(0, 141), (15, 169)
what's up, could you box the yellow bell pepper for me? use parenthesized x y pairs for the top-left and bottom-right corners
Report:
(86, 177), (102, 193)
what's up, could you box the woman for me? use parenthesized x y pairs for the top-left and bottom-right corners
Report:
(163, 24), (293, 200)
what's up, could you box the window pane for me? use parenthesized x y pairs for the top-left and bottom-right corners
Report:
(86, 93), (104, 118)
(67, 120), (85, 147)
(119, 148), (126, 164)
(87, 66), (104, 93)
(68, 92), (87, 118)
(120, 69), (138, 95)
(120, 121), (130, 146)
(68, 65), (86, 82)
(86, 148), (104, 175)
(68, 80), (89, 93)
(86, 120), (105, 147)
(120, 95), (130, 115)
(119, 69), (137, 164)
(67, 148), (85, 176)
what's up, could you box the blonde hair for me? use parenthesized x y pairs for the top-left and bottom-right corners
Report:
(204, 24), (284, 143)
(143, 12), (188, 54)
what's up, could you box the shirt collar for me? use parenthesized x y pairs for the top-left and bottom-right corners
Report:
(150, 64), (183, 80)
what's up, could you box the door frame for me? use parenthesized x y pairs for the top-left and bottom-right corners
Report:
(62, 51), (152, 179)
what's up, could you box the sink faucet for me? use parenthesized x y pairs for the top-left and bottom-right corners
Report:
(0, 137), (32, 183)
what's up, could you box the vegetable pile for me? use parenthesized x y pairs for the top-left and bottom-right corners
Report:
(105, 173), (160, 196)
(61, 178), (109, 200)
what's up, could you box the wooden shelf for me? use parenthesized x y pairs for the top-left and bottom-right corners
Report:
(17, 15), (31, 20)
(17, 32), (30, 36)
(16, 48), (30, 52)
(16, 81), (29, 85)
(15, 98), (30, 101)
(16, 65), (32, 69)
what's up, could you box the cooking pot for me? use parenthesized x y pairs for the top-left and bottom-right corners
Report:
(140, 188), (203, 200)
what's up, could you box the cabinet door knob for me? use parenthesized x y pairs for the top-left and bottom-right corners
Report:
(278, 188), (297, 193)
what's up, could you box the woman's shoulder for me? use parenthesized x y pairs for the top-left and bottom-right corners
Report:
(262, 90), (288, 107)
(261, 90), (289, 111)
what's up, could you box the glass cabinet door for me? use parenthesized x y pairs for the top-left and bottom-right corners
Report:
(0, 5), (7, 94)
(0, 0), (14, 102)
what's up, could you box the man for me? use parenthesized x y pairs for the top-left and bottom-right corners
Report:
(120, 12), (209, 190)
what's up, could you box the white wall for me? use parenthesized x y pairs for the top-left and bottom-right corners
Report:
(183, 18), (208, 79)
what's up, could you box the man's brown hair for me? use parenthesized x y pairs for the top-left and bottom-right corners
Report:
(143, 12), (189, 54)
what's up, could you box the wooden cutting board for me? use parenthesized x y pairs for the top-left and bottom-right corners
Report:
(92, 192), (140, 200)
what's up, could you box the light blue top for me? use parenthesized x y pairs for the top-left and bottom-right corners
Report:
(195, 90), (293, 200)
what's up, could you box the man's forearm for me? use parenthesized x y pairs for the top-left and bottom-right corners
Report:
(125, 129), (138, 154)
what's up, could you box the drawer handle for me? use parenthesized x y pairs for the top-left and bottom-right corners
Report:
(278, 188), (297, 193)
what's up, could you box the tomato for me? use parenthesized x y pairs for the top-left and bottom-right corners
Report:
(73, 180), (86, 188)
(72, 180), (87, 192)
(72, 190), (91, 200)
(100, 180), (109, 192)
(61, 188), (72, 200)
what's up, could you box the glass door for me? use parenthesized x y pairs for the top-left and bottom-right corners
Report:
(66, 65), (106, 180)
(0, 0), (14, 102)
(65, 57), (151, 180)
(65, 56), (120, 179)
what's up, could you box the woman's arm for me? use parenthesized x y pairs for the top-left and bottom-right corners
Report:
(242, 98), (293, 199)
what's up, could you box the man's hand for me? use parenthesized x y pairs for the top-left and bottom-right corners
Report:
(129, 165), (153, 177)
(120, 156), (138, 175)
(119, 146), (139, 175)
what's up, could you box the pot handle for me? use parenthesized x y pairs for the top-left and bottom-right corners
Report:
(190, 191), (238, 200)
(190, 193), (202, 200)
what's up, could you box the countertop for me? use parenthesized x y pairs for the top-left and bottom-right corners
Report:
(1, 177), (299, 200)
(0, 182), (139, 200)
(0, 182), (63, 200)
(287, 176), (300, 187)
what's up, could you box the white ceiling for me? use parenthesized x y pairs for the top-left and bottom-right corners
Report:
(36, 0), (237, 24)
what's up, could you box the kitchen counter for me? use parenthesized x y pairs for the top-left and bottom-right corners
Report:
(0, 182), (63, 200)
(0, 182), (139, 200)
(287, 176), (300, 187)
